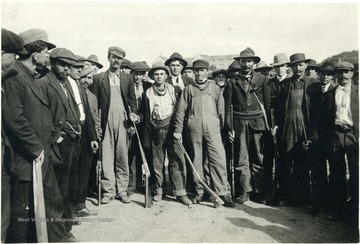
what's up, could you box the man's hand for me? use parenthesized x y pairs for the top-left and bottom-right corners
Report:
(271, 125), (278, 136)
(173, 132), (182, 141)
(91, 141), (99, 153)
(56, 135), (64, 144)
(128, 127), (136, 137)
(303, 140), (312, 152)
(129, 112), (140, 123)
(34, 150), (44, 166)
(228, 130), (235, 143)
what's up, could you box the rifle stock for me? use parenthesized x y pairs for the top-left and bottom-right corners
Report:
(229, 105), (235, 199)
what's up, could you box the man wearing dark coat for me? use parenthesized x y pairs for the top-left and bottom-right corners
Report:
(224, 47), (271, 204)
(2, 28), (66, 242)
(89, 46), (138, 204)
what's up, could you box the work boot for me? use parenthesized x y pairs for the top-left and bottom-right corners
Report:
(220, 194), (235, 207)
(177, 195), (192, 206)
(101, 196), (114, 204)
(192, 194), (203, 204)
(236, 192), (250, 204)
(116, 193), (131, 204)
(76, 207), (98, 217)
(153, 193), (163, 202)
(65, 232), (77, 242)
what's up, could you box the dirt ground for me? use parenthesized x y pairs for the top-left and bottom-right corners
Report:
(71, 192), (359, 243)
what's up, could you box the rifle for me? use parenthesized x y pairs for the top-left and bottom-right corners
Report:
(129, 108), (153, 208)
(33, 156), (48, 243)
(177, 140), (224, 208)
(97, 109), (102, 206)
(270, 108), (280, 205)
(229, 105), (235, 199)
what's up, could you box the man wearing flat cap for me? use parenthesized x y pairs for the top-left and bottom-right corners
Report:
(1, 28), (28, 243)
(276, 53), (322, 207)
(2, 28), (66, 242)
(254, 61), (273, 77)
(85, 54), (103, 74)
(90, 46), (138, 204)
(37, 47), (85, 241)
(224, 47), (271, 205)
(312, 61), (358, 221)
(173, 59), (234, 207)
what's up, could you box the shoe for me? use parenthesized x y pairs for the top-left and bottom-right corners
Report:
(116, 194), (132, 204)
(236, 192), (250, 204)
(177, 195), (192, 206)
(220, 194), (235, 207)
(101, 196), (114, 204)
(76, 207), (98, 217)
(127, 190), (135, 197)
(250, 193), (267, 205)
(153, 193), (163, 202)
(192, 194), (203, 204)
(71, 213), (81, 226)
(65, 232), (77, 242)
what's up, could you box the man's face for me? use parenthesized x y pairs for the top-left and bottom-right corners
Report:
(291, 62), (308, 76)
(133, 71), (146, 84)
(335, 69), (354, 86)
(69, 65), (83, 80)
(34, 47), (50, 67)
(1, 51), (16, 71)
(274, 64), (288, 77)
(91, 63), (99, 74)
(239, 59), (255, 73)
(153, 69), (168, 85)
(108, 54), (123, 70)
(79, 72), (94, 89)
(319, 72), (334, 86)
(194, 68), (208, 82)
(182, 68), (194, 78)
(169, 60), (183, 77)
(214, 73), (227, 87)
(52, 60), (70, 80)
(256, 69), (270, 76)
(306, 68), (318, 78)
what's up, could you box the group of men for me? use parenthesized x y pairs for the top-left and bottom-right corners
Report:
(1, 27), (358, 242)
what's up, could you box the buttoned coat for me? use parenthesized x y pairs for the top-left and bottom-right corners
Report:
(2, 61), (61, 181)
(224, 72), (271, 131)
(90, 70), (137, 137)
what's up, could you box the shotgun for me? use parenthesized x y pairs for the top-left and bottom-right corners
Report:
(97, 109), (102, 206)
(229, 105), (235, 199)
(270, 108), (280, 205)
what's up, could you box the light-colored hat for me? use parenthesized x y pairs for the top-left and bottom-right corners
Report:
(148, 62), (170, 79)
(271, 53), (289, 67)
(108, 46), (126, 58)
(81, 66), (94, 77)
(254, 61), (272, 71)
(335, 61), (354, 71)
(19, 28), (56, 50)
(86, 54), (103, 69)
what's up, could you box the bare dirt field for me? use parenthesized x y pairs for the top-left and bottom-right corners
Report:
(72, 192), (359, 243)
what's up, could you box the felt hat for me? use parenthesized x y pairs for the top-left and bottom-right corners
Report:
(120, 59), (132, 68)
(1, 28), (27, 55)
(108, 46), (126, 58)
(227, 60), (241, 72)
(307, 59), (318, 69)
(335, 61), (354, 71)
(81, 66), (94, 77)
(75, 55), (86, 67)
(288, 53), (310, 65)
(318, 61), (334, 73)
(148, 62), (170, 79)
(164, 52), (188, 67)
(234, 47), (261, 63)
(19, 28), (56, 50)
(86, 54), (103, 69)
(254, 61), (272, 71)
(271, 53), (289, 67)
(212, 69), (229, 79)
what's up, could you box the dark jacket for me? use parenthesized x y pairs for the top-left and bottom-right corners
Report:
(224, 72), (271, 131)
(315, 84), (359, 154)
(166, 75), (194, 96)
(2, 60), (61, 181)
(90, 70), (137, 138)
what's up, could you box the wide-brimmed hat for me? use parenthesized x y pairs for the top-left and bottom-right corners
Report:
(254, 61), (272, 71)
(335, 61), (354, 71)
(2, 28), (27, 55)
(108, 46), (126, 58)
(81, 66), (94, 77)
(212, 69), (229, 79)
(307, 59), (318, 68)
(289, 53), (310, 65)
(318, 61), (334, 73)
(50, 48), (78, 65)
(148, 62), (170, 79)
(164, 52), (188, 67)
(120, 59), (131, 68)
(86, 54), (103, 69)
(193, 59), (209, 69)
(19, 28), (56, 50)
(271, 53), (289, 67)
(234, 47), (261, 64)
(227, 60), (241, 72)
(130, 61), (150, 72)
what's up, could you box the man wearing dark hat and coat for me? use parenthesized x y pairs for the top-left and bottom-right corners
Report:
(276, 53), (322, 206)
(173, 59), (234, 207)
(165, 52), (194, 91)
(90, 46), (137, 204)
(312, 61), (358, 221)
(2, 28), (66, 242)
(319, 61), (336, 93)
(224, 47), (271, 205)
(306, 59), (319, 79)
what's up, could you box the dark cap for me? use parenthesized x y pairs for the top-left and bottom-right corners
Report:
(108, 46), (126, 58)
(212, 69), (229, 79)
(307, 59), (318, 69)
(193, 59), (209, 69)
(1, 28), (27, 55)
(50, 48), (78, 65)
(227, 60), (241, 72)
(319, 61), (334, 73)
(335, 61), (354, 71)
(120, 59), (131, 68)
(130, 61), (149, 72)
(164, 52), (188, 67)
(75, 55), (86, 67)
(148, 62), (170, 79)
(86, 54), (103, 69)
(234, 47), (261, 64)
(19, 28), (56, 50)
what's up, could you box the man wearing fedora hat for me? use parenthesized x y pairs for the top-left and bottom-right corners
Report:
(90, 46), (138, 204)
(2, 28), (66, 242)
(165, 52), (194, 90)
(224, 47), (271, 205)
(85, 54), (103, 74)
(318, 61), (336, 93)
(227, 60), (241, 78)
(276, 53), (322, 207)
(173, 59), (234, 207)
(306, 59), (319, 79)
(312, 61), (358, 221)
(254, 61), (273, 77)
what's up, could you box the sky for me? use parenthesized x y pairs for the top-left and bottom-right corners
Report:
(1, 1), (358, 70)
